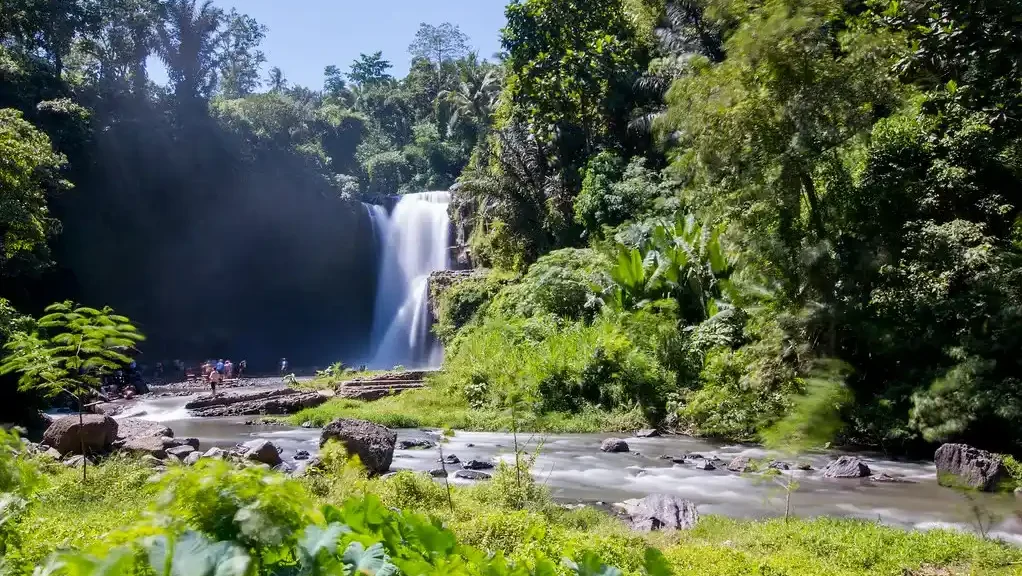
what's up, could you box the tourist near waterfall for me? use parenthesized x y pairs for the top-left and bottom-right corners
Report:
(1, 0), (1021, 574)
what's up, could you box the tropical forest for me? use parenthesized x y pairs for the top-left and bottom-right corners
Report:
(1, 0), (1022, 574)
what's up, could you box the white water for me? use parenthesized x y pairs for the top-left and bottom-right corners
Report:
(365, 192), (451, 369)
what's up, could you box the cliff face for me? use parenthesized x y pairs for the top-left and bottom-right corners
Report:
(447, 184), (476, 270)
(427, 269), (479, 320)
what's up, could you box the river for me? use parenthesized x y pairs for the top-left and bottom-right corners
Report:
(115, 385), (1022, 543)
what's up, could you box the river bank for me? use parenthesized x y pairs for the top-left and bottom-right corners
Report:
(6, 452), (1022, 576)
(106, 382), (1022, 543)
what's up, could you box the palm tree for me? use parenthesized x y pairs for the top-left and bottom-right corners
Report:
(157, 0), (224, 103)
(442, 64), (501, 137)
(266, 66), (287, 93)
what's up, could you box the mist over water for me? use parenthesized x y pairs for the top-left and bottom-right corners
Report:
(366, 192), (452, 369)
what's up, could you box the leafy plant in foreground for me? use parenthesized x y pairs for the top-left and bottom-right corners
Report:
(35, 462), (645, 576)
(0, 302), (144, 480)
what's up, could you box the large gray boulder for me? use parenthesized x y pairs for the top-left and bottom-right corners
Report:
(935, 443), (1007, 492)
(320, 418), (396, 475)
(726, 456), (752, 473)
(613, 494), (699, 531)
(120, 436), (168, 459)
(822, 456), (871, 478)
(242, 440), (282, 467)
(42, 415), (118, 456)
(600, 438), (630, 453)
(116, 418), (173, 441)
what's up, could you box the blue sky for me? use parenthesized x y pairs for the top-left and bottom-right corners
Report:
(150, 0), (508, 90)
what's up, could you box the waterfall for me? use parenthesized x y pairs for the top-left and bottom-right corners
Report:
(364, 192), (451, 369)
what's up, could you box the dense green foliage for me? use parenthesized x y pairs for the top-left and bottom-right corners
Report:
(422, 0), (1022, 457)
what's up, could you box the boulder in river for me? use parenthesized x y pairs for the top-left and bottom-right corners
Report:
(242, 440), (282, 466)
(934, 443), (1007, 492)
(294, 450), (311, 461)
(613, 494), (699, 531)
(116, 418), (173, 441)
(600, 438), (630, 453)
(186, 389), (328, 417)
(463, 459), (494, 470)
(726, 456), (753, 473)
(822, 456), (871, 478)
(429, 468), (448, 478)
(398, 438), (437, 450)
(454, 470), (491, 480)
(183, 451), (202, 466)
(694, 459), (716, 471)
(635, 429), (660, 438)
(439, 454), (460, 465)
(42, 415), (118, 456)
(320, 418), (396, 475)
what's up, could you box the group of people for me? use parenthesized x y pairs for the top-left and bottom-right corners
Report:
(201, 359), (246, 393)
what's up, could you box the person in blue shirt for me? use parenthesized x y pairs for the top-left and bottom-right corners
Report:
(216, 359), (225, 375)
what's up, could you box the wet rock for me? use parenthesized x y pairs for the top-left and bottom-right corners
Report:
(273, 462), (294, 474)
(635, 429), (660, 438)
(42, 415), (118, 456)
(320, 418), (397, 475)
(454, 470), (491, 480)
(91, 403), (123, 417)
(463, 459), (494, 470)
(202, 447), (226, 460)
(183, 451), (202, 466)
(870, 473), (913, 483)
(726, 456), (752, 473)
(768, 461), (791, 471)
(466, 443), (475, 448)
(429, 468), (448, 478)
(141, 454), (164, 468)
(797, 463), (813, 471)
(166, 445), (196, 460)
(187, 389), (328, 417)
(301, 421), (313, 428)
(694, 459), (716, 471)
(398, 438), (437, 450)
(687, 453), (703, 460)
(822, 456), (871, 478)
(116, 418), (173, 441)
(183, 438), (200, 449)
(613, 494), (699, 531)
(600, 438), (630, 453)
(242, 439), (283, 467)
(120, 436), (167, 459)
(670, 457), (686, 465)
(294, 450), (311, 461)
(935, 443), (1007, 492)
(439, 454), (460, 465)
(657, 454), (673, 460)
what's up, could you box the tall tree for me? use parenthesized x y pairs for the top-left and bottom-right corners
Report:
(266, 66), (287, 93)
(217, 8), (266, 98)
(323, 64), (353, 106)
(157, 0), (224, 104)
(347, 51), (392, 86)
(408, 22), (470, 92)
(0, 109), (71, 279)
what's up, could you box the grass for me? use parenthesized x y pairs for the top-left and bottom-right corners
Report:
(7, 451), (1021, 576)
(2, 455), (159, 574)
(284, 386), (648, 433)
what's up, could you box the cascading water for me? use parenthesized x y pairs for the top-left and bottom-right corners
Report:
(365, 192), (451, 369)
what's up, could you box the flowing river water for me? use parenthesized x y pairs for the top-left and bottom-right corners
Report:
(115, 385), (1022, 543)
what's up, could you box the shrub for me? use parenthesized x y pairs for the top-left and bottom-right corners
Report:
(491, 248), (608, 321)
(575, 154), (667, 237)
(432, 271), (511, 342)
(364, 150), (410, 194)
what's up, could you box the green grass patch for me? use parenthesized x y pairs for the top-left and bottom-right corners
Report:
(285, 386), (647, 433)
(2, 455), (159, 573)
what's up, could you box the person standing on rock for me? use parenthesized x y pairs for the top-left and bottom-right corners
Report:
(238, 359), (247, 378)
(224, 359), (233, 380)
(280, 358), (288, 375)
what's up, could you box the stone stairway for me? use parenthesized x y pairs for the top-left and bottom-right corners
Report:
(335, 370), (432, 401)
